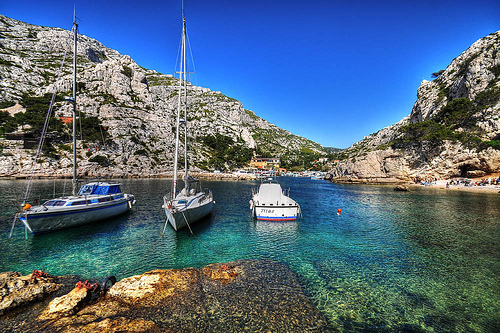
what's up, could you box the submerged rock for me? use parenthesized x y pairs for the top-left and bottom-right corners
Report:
(0, 259), (329, 332)
(394, 185), (409, 191)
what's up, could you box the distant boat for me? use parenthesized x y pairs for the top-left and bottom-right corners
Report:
(249, 178), (301, 221)
(310, 172), (325, 180)
(13, 14), (135, 236)
(162, 5), (213, 232)
(233, 169), (252, 176)
(255, 170), (275, 179)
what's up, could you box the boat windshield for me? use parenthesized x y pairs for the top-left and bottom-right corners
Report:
(44, 200), (67, 207)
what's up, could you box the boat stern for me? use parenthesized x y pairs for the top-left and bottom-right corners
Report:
(126, 194), (136, 210)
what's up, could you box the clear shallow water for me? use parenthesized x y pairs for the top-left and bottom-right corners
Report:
(1, 177), (499, 332)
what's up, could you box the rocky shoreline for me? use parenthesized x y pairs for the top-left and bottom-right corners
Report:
(0, 259), (329, 332)
(0, 172), (257, 181)
(326, 173), (500, 194)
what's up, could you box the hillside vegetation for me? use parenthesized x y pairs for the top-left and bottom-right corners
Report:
(0, 14), (327, 177)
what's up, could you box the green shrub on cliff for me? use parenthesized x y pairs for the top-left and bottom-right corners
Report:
(16, 93), (64, 134)
(199, 133), (253, 170)
(474, 87), (500, 109)
(433, 98), (476, 129)
(0, 111), (16, 134)
(77, 113), (108, 143)
(0, 101), (16, 109)
(89, 155), (110, 166)
(394, 92), (500, 150)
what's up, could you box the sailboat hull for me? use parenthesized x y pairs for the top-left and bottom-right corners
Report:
(19, 196), (134, 235)
(164, 192), (213, 231)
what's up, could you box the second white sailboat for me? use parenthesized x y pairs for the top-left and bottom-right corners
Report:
(162, 5), (214, 232)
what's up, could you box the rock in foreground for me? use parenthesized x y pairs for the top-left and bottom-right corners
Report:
(0, 271), (62, 316)
(0, 259), (329, 332)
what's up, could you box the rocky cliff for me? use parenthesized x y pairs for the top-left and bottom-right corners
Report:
(0, 15), (324, 178)
(328, 31), (500, 183)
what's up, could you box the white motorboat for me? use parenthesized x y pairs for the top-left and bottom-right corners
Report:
(12, 14), (135, 236)
(250, 178), (301, 221)
(162, 5), (213, 232)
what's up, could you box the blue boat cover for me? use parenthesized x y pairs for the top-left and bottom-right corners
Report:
(78, 183), (122, 196)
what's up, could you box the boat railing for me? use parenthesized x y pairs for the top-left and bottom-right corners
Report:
(199, 190), (212, 204)
(21, 192), (72, 206)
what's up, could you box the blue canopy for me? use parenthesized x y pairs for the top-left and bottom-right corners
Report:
(78, 183), (122, 196)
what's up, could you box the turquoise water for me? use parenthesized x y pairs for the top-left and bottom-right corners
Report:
(1, 178), (499, 332)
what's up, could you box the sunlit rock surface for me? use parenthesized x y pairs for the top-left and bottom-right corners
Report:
(0, 259), (329, 332)
(0, 271), (62, 316)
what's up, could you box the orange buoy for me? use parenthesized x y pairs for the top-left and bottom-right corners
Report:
(23, 203), (32, 210)
(337, 208), (342, 215)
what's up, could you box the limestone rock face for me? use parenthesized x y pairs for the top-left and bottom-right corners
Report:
(0, 14), (324, 178)
(329, 148), (411, 183)
(328, 31), (500, 182)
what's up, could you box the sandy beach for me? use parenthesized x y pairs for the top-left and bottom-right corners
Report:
(410, 175), (500, 194)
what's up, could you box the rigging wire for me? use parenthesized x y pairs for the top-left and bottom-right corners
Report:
(79, 106), (83, 140)
(21, 27), (74, 205)
(99, 122), (106, 146)
(186, 31), (197, 85)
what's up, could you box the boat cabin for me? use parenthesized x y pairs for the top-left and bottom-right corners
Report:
(259, 182), (283, 205)
(39, 183), (125, 208)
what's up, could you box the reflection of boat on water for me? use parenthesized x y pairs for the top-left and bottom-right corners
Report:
(13, 15), (135, 236)
(254, 220), (299, 234)
(249, 178), (301, 221)
(252, 220), (299, 253)
(162, 5), (213, 232)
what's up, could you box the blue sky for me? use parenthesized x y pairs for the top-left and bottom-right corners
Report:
(2, 0), (500, 148)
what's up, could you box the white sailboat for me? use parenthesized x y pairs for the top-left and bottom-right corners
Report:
(12, 14), (135, 236)
(250, 178), (301, 221)
(162, 6), (214, 232)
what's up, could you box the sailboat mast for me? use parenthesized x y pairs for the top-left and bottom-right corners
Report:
(172, 15), (186, 199)
(182, 15), (188, 187)
(72, 15), (78, 196)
